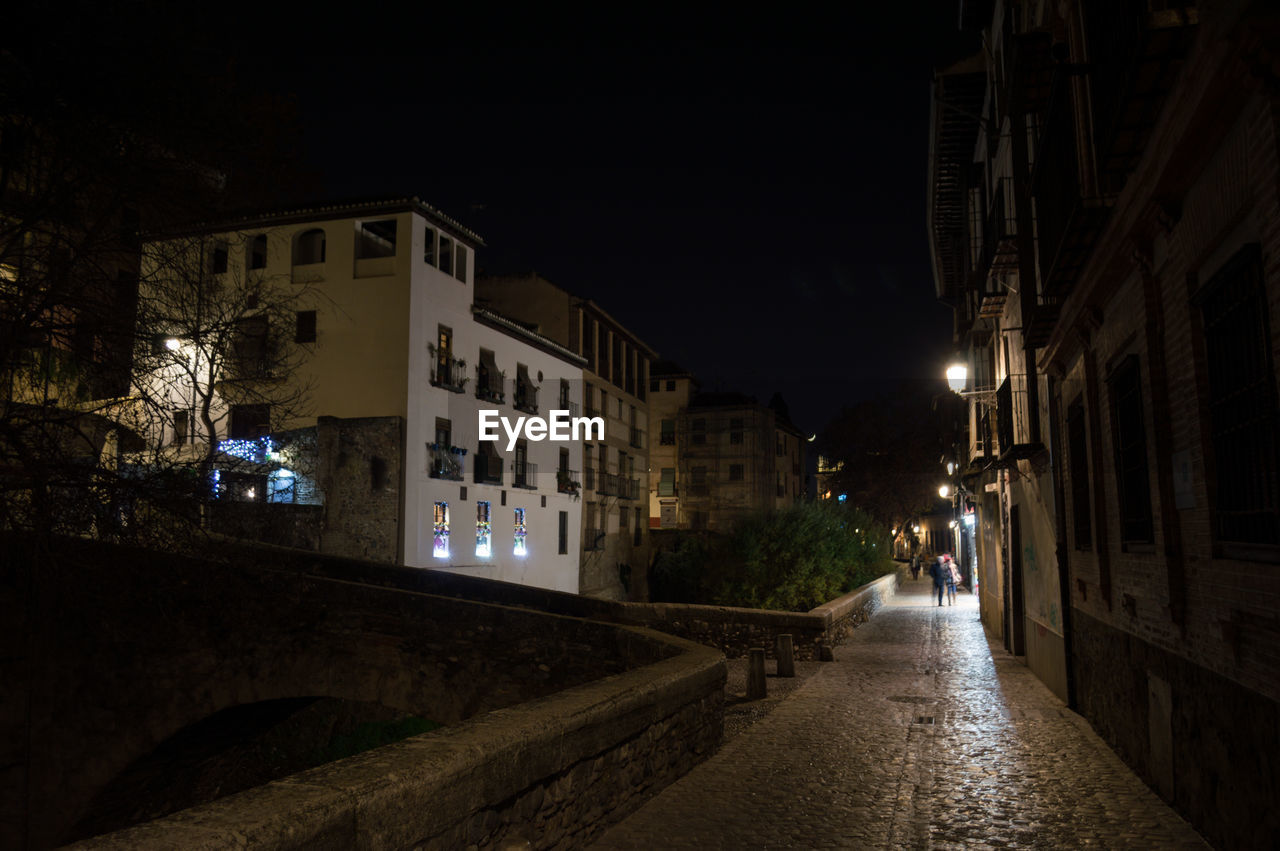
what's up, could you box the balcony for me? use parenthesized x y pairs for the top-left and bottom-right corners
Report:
(629, 427), (644, 450)
(1031, 79), (1113, 305)
(976, 176), (1018, 317)
(556, 468), (581, 496)
(659, 431), (676, 446)
(620, 477), (640, 500)
(430, 354), (467, 393)
(513, 461), (537, 490)
(583, 528), (604, 551)
(473, 453), (503, 485)
(995, 375), (1043, 463)
(556, 399), (580, 418)
(597, 472), (620, 497)
(474, 366), (505, 404)
(514, 382), (538, 415)
(427, 445), (464, 481)
(1085, 1), (1198, 189)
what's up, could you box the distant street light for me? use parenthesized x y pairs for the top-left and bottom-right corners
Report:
(946, 362), (968, 393)
(939, 484), (951, 498)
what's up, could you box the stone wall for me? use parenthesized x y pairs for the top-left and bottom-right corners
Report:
(68, 633), (724, 851)
(260, 546), (901, 660)
(1072, 609), (1279, 850)
(315, 415), (403, 563)
(3, 536), (712, 848)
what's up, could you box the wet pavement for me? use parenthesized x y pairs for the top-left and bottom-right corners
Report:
(593, 579), (1209, 849)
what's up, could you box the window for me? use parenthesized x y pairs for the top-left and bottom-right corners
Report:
(582, 318), (595, 371)
(424, 226), (437, 266)
(439, 236), (453, 275)
(660, 419), (675, 445)
(476, 501), (492, 557)
(357, 219), (397, 259)
(1198, 244), (1280, 546)
(209, 242), (228, 274)
(475, 440), (502, 484)
(476, 348), (502, 402)
(666, 380), (675, 391)
(558, 510), (568, 554)
(433, 501), (449, 558)
(454, 244), (467, 282)
(692, 418), (706, 445)
(584, 382), (594, 415)
(293, 228), (325, 265)
(729, 463), (744, 481)
(232, 315), (270, 375)
(295, 310), (316, 343)
(514, 508), (527, 556)
(229, 404), (269, 440)
(730, 417), (743, 445)
(1067, 397), (1091, 550)
(1108, 355), (1153, 545)
(659, 467), (675, 497)
(172, 410), (189, 446)
(248, 234), (267, 270)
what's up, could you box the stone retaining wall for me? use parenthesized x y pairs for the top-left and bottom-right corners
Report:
(69, 632), (725, 851)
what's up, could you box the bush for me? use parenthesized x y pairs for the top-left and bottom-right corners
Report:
(649, 502), (895, 611)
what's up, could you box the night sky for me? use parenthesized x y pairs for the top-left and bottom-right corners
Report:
(224, 7), (977, 433)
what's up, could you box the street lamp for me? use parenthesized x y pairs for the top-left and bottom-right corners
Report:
(939, 484), (952, 498)
(946, 362), (968, 393)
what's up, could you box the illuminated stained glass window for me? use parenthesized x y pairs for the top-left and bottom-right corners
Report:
(433, 501), (449, 558)
(513, 508), (527, 556)
(476, 500), (492, 557)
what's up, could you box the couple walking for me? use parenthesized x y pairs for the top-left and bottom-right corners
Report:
(930, 555), (961, 606)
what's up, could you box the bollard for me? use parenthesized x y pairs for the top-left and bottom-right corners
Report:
(776, 634), (795, 678)
(747, 648), (767, 699)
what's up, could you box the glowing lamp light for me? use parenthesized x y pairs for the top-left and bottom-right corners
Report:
(963, 514), (976, 528)
(913, 525), (921, 533)
(946, 362), (968, 394)
(837, 493), (847, 503)
(949, 519), (958, 529)
(946, 461), (955, 476)
(939, 484), (952, 498)
(165, 337), (182, 351)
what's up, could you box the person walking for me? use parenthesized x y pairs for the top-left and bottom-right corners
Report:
(945, 555), (960, 605)
(910, 554), (921, 581)
(929, 555), (947, 606)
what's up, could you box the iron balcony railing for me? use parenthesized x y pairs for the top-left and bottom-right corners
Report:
(597, 472), (620, 497)
(431, 355), (467, 393)
(428, 445), (464, 481)
(474, 365), (505, 404)
(583, 528), (604, 551)
(513, 461), (537, 490)
(995, 374), (1041, 460)
(660, 431), (676, 446)
(473, 452), (503, 485)
(556, 399), (579, 418)
(556, 468), (580, 495)
(514, 382), (538, 415)
(629, 427), (644, 449)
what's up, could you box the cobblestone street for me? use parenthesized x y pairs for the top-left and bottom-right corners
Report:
(593, 578), (1210, 849)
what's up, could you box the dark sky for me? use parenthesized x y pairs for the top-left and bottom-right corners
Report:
(242, 7), (977, 433)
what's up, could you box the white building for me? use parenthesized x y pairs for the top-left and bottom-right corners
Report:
(137, 198), (584, 592)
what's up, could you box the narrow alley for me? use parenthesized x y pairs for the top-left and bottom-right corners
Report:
(594, 579), (1209, 849)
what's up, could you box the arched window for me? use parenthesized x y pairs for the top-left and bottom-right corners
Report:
(293, 228), (326, 265)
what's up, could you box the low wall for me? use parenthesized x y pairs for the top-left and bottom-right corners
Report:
(69, 631), (725, 851)
(249, 546), (901, 660)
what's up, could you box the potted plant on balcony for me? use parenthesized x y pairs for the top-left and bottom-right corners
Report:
(556, 469), (581, 498)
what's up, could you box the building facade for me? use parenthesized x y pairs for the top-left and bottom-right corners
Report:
(929, 2), (1280, 845)
(477, 273), (656, 600)
(647, 360), (807, 533)
(138, 199), (584, 592)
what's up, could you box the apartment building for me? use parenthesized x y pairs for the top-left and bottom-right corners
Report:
(476, 274), (656, 600)
(137, 199), (584, 592)
(928, 2), (1278, 845)
(648, 362), (806, 532)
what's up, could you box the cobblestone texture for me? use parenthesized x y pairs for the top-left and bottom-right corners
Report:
(593, 581), (1210, 849)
